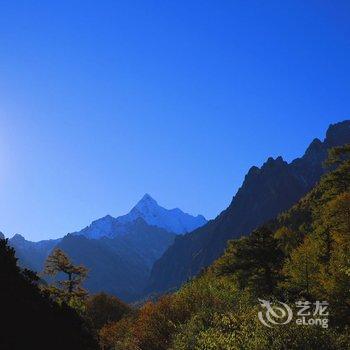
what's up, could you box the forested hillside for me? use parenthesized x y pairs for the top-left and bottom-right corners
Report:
(98, 145), (350, 349)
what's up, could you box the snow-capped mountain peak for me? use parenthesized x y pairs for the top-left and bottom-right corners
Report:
(78, 215), (116, 239)
(76, 194), (207, 239)
(118, 194), (207, 234)
(134, 193), (159, 212)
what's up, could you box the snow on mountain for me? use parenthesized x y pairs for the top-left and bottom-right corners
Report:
(78, 215), (117, 239)
(77, 194), (207, 239)
(118, 194), (207, 234)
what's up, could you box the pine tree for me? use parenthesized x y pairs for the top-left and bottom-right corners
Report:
(216, 227), (283, 296)
(44, 248), (88, 310)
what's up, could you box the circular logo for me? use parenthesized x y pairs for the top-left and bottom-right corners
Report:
(258, 299), (293, 327)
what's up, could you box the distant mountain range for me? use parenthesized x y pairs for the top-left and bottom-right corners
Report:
(146, 120), (350, 295)
(7, 195), (207, 301)
(5, 120), (350, 302)
(8, 234), (60, 272)
(76, 194), (207, 239)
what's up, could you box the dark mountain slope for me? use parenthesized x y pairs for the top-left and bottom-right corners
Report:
(56, 218), (175, 301)
(10, 218), (175, 302)
(0, 238), (97, 349)
(146, 120), (350, 294)
(56, 234), (149, 301)
(110, 218), (177, 269)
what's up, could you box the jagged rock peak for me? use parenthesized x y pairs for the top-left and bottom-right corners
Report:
(134, 193), (159, 210)
(11, 234), (26, 242)
(245, 157), (286, 182)
(263, 156), (286, 168)
(247, 165), (260, 177)
(91, 214), (115, 224)
(305, 138), (323, 154)
(325, 120), (350, 147)
(139, 193), (157, 203)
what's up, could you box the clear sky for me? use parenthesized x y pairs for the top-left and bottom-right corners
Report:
(0, 1), (349, 241)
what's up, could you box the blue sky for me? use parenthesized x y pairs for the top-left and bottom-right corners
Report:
(0, 1), (349, 241)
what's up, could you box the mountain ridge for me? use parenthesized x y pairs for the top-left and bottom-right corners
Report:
(146, 120), (350, 295)
(7, 196), (206, 301)
(76, 194), (207, 239)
